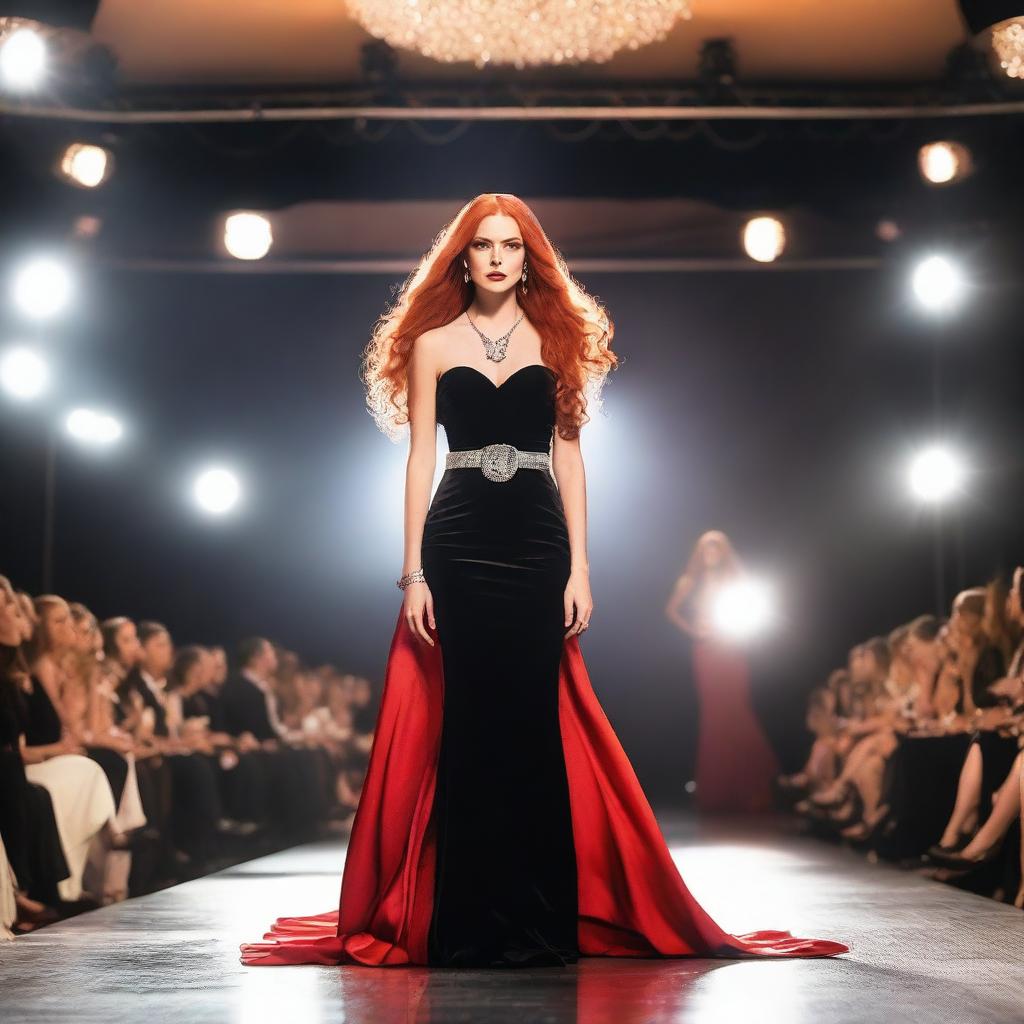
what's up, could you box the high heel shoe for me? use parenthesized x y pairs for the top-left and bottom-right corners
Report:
(806, 784), (862, 829)
(921, 829), (975, 864)
(825, 793), (864, 829)
(923, 834), (1005, 870)
(808, 780), (853, 810)
(840, 803), (892, 845)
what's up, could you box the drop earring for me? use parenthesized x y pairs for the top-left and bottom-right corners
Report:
(520, 262), (528, 294)
(463, 259), (470, 284)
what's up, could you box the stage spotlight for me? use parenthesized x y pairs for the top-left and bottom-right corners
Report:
(711, 576), (775, 641)
(908, 445), (966, 503)
(65, 407), (122, 445)
(0, 345), (49, 400)
(9, 255), (74, 320)
(910, 255), (966, 314)
(58, 142), (112, 188)
(0, 20), (47, 91)
(918, 141), (973, 185)
(223, 212), (273, 261)
(741, 216), (786, 263)
(193, 466), (241, 515)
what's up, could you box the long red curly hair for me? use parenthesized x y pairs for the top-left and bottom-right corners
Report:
(360, 193), (618, 442)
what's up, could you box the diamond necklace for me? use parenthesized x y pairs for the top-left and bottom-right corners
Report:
(464, 308), (525, 363)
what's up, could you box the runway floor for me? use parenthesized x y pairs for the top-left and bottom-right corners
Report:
(2, 811), (1023, 1024)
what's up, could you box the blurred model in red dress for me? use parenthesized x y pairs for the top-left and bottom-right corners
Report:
(666, 530), (781, 814)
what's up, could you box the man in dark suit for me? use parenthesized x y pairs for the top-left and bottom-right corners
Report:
(220, 637), (286, 742)
(118, 620), (174, 738)
(121, 621), (223, 873)
(221, 637), (329, 839)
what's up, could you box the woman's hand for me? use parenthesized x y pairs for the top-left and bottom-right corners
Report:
(564, 568), (593, 639)
(58, 733), (86, 756)
(403, 580), (436, 646)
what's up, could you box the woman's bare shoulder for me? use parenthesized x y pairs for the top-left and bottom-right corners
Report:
(412, 321), (465, 374)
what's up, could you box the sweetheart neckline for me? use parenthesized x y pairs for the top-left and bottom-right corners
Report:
(436, 363), (555, 392)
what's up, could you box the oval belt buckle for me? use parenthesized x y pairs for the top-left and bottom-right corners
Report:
(480, 442), (518, 482)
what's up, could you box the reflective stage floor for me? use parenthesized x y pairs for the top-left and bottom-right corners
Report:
(2, 812), (1023, 1024)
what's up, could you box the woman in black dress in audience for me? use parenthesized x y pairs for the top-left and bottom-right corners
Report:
(920, 575), (1024, 897)
(0, 576), (70, 927)
(867, 615), (974, 860)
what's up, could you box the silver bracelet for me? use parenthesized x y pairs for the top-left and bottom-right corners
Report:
(397, 568), (426, 590)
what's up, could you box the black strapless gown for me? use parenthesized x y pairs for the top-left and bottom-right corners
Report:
(421, 362), (579, 967)
(238, 361), (850, 969)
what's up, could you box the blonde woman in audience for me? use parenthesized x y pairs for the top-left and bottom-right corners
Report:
(948, 586), (1009, 717)
(806, 633), (923, 839)
(804, 642), (891, 799)
(908, 620), (972, 735)
(921, 570), (1024, 875)
(778, 683), (841, 793)
(65, 605), (147, 839)
(21, 595), (124, 903)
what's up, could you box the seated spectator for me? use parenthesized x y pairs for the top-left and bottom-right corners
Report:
(787, 570), (1023, 907)
(0, 576), (67, 932)
(222, 637), (332, 839)
(118, 622), (225, 874)
(20, 595), (124, 904)
(0, 568), (383, 931)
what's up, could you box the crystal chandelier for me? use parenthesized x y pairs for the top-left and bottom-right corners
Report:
(991, 18), (1024, 79)
(347, 0), (694, 70)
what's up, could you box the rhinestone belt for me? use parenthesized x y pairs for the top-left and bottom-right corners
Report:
(445, 443), (551, 482)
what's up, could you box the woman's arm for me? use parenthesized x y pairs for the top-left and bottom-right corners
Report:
(86, 669), (104, 739)
(20, 733), (73, 764)
(664, 574), (702, 638)
(402, 332), (440, 646)
(551, 429), (592, 637)
(33, 657), (75, 734)
(84, 673), (131, 751)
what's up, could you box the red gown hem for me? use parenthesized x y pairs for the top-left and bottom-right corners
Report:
(239, 608), (849, 966)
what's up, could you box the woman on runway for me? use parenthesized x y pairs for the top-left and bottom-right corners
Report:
(240, 193), (848, 967)
(665, 530), (781, 814)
